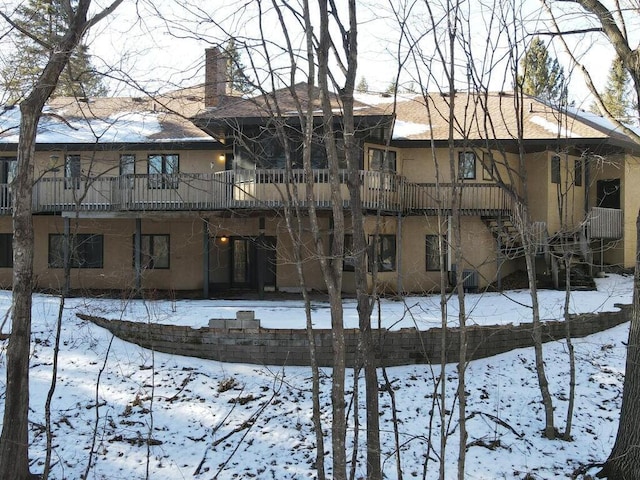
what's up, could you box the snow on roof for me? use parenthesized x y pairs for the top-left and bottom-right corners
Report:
(392, 119), (430, 140)
(0, 99), (214, 145)
(529, 115), (579, 138)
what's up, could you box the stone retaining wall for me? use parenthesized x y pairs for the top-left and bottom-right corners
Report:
(78, 304), (631, 367)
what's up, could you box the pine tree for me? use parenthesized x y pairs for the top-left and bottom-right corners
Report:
(594, 56), (631, 121)
(224, 38), (253, 94)
(518, 37), (567, 104)
(356, 76), (368, 93)
(1, 0), (108, 102)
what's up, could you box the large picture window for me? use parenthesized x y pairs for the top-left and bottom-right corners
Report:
(134, 234), (170, 269)
(368, 234), (396, 272)
(458, 152), (476, 179)
(0, 233), (12, 267)
(148, 154), (179, 189)
(426, 235), (446, 271)
(49, 234), (103, 268)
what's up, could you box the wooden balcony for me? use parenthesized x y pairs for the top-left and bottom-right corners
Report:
(589, 206), (623, 239)
(404, 182), (513, 215)
(0, 171), (516, 217)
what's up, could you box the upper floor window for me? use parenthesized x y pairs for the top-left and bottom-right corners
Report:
(368, 148), (396, 173)
(65, 154), (81, 189)
(48, 233), (103, 269)
(458, 152), (476, 180)
(574, 159), (583, 187)
(148, 154), (179, 189)
(551, 155), (561, 184)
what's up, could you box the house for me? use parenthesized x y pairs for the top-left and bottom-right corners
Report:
(0, 48), (637, 297)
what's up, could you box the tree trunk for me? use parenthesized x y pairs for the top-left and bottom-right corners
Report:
(0, 2), (121, 477)
(597, 212), (640, 479)
(0, 104), (37, 480)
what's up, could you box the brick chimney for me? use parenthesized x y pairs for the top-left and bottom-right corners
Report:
(204, 47), (228, 108)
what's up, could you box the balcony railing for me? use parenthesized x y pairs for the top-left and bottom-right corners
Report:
(404, 182), (512, 215)
(589, 206), (623, 239)
(0, 170), (515, 216)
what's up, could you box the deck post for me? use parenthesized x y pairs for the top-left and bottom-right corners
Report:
(134, 218), (142, 291)
(203, 218), (210, 298)
(63, 216), (70, 295)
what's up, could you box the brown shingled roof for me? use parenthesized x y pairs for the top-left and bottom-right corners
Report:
(357, 91), (636, 149)
(193, 82), (389, 125)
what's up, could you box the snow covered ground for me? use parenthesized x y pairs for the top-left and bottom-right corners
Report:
(0, 274), (634, 479)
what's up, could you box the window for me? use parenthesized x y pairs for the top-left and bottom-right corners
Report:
(368, 148), (397, 173)
(458, 152), (476, 179)
(343, 234), (355, 272)
(134, 234), (170, 269)
(368, 234), (396, 272)
(574, 159), (583, 187)
(120, 154), (135, 189)
(551, 155), (561, 184)
(0, 158), (16, 209)
(49, 234), (103, 268)
(148, 154), (179, 189)
(369, 148), (397, 190)
(65, 154), (81, 189)
(426, 235), (446, 271)
(0, 233), (12, 267)
(482, 152), (494, 181)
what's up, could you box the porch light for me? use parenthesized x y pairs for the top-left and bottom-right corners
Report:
(48, 154), (60, 172)
(220, 235), (228, 243)
(218, 153), (225, 163)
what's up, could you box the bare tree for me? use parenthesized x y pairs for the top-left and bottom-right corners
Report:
(0, 1), (123, 477)
(542, 1), (640, 476)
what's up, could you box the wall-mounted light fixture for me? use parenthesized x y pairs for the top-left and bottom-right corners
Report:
(218, 153), (226, 163)
(219, 235), (228, 243)
(48, 154), (60, 172)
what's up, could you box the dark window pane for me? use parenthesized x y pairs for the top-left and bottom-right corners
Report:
(551, 155), (561, 184)
(0, 233), (12, 267)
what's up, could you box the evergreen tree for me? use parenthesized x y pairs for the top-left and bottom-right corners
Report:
(593, 56), (631, 121)
(1, 0), (107, 101)
(356, 76), (368, 93)
(518, 37), (567, 104)
(224, 38), (253, 94)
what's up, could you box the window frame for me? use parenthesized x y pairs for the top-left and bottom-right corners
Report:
(574, 159), (583, 187)
(482, 152), (495, 181)
(134, 234), (170, 270)
(425, 234), (447, 271)
(458, 151), (476, 180)
(343, 234), (355, 272)
(48, 233), (104, 269)
(551, 155), (561, 184)
(368, 148), (397, 173)
(368, 234), (396, 273)
(148, 154), (179, 189)
(65, 154), (81, 189)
